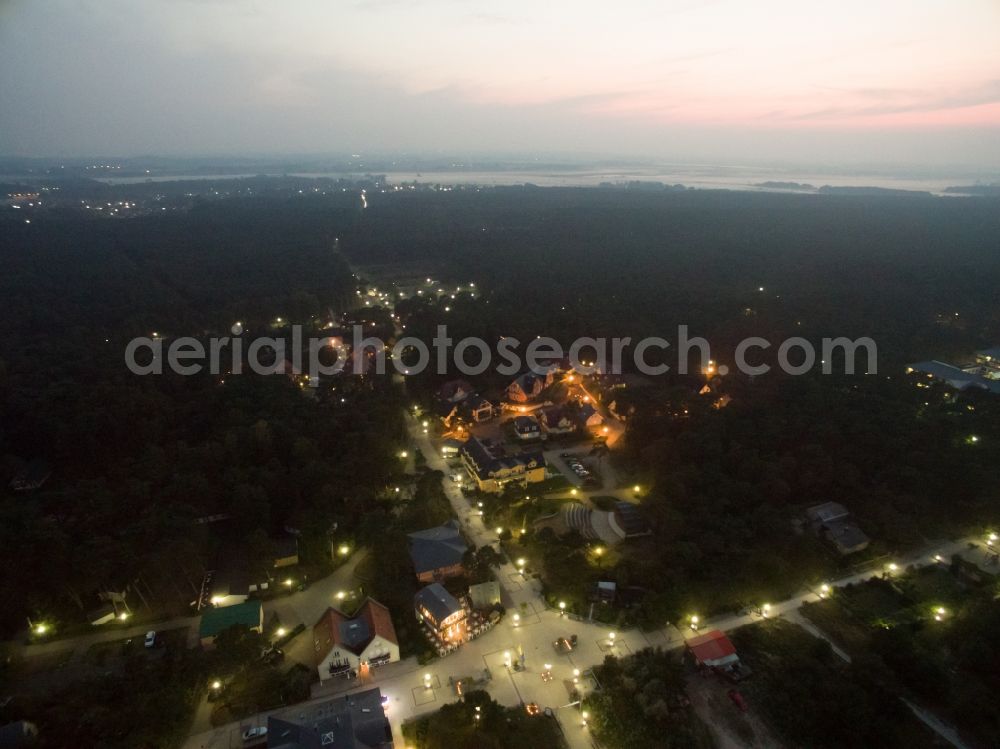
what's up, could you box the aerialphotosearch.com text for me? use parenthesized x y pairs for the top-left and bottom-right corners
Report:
(125, 324), (878, 381)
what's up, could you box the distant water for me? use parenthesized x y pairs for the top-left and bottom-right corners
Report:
(85, 164), (997, 195)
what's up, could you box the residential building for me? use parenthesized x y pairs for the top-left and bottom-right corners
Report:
(687, 629), (740, 670)
(414, 583), (467, 644)
(513, 415), (542, 440)
(313, 599), (399, 682)
(437, 379), (474, 403)
(459, 436), (546, 494)
(540, 406), (576, 435)
(506, 369), (555, 403)
(407, 520), (468, 582)
(805, 501), (870, 555)
(266, 687), (392, 749)
(460, 394), (494, 423)
(198, 600), (263, 647)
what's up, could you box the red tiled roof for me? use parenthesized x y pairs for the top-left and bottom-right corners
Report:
(360, 598), (398, 647)
(312, 598), (397, 664)
(686, 629), (737, 665)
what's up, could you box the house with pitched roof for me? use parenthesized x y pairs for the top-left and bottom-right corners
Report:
(313, 598), (399, 682)
(414, 583), (467, 644)
(267, 687), (393, 748)
(687, 629), (739, 668)
(407, 520), (468, 582)
(506, 369), (556, 403)
(459, 437), (546, 494)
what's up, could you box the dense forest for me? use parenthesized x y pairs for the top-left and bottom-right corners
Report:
(0, 188), (407, 636)
(2, 179), (999, 638)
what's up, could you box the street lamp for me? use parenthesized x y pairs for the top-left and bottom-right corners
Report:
(496, 526), (503, 535)
(690, 615), (700, 631)
(276, 627), (286, 638)
(558, 601), (566, 616)
(336, 591), (346, 601)
(34, 623), (48, 636)
(633, 485), (640, 493)
(211, 680), (221, 690)
(399, 451), (408, 459)
(284, 578), (293, 587)
(762, 603), (772, 618)
(819, 583), (830, 599)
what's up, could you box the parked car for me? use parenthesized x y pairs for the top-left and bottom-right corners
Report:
(144, 631), (157, 649)
(242, 726), (267, 742)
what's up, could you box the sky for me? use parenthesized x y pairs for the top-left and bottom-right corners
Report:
(1, 0), (999, 167)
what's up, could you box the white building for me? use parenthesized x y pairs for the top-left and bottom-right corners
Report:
(313, 598), (399, 682)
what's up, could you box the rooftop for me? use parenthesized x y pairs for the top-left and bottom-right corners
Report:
(805, 501), (850, 524)
(687, 629), (738, 667)
(414, 583), (463, 624)
(460, 437), (545, 481)
(407, 520), (468, 575)
(267, 687), (392, 749)
(198, 600), (262, 639)
(314, 599), (398, 662)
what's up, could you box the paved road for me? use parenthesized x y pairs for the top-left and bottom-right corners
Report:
(184, 411), (993, 749)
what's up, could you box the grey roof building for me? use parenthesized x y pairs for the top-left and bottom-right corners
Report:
(267, 687), (392, 748)
(407, 520), (468, 580)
